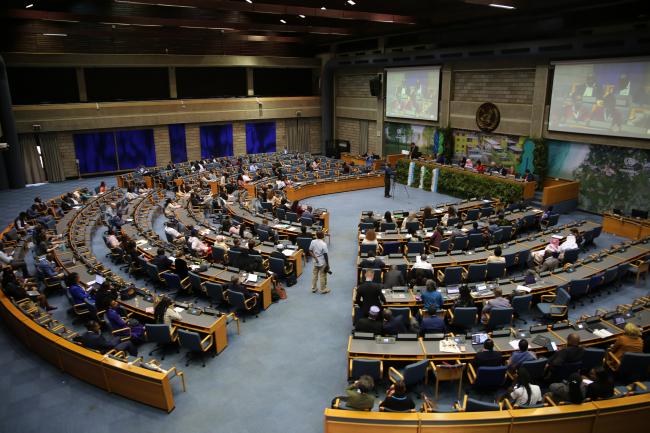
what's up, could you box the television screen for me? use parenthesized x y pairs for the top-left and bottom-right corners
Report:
(385, 66), (441, 122)
(548, 58), (650, 139)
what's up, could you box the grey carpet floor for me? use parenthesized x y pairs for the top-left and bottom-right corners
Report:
(0, 180), (647, 433)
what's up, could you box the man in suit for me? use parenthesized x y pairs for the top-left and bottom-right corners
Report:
(383, 165), (394, 198)
(151, 247), (173, 273)
(420, 307), (446, 334)
(480, 287), (511, 324)
(473, 339), (503, 368)
(546, 332), (584, 379)
(77, 320), (137, 356)
(382, 309), (407, 335)
(359, 250), (385, 270)
(383, 265), (405, 289)
(355, 269), (386, 317)
(355, 305), (383, 334)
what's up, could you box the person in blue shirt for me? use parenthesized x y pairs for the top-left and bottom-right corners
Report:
(66, 272), (93, 305)
(508, 338), (537, 371)
(420, 307), (446, 334)
(382, 309), (407, 335)
(105, 299), (145, 342)
(37, 254), (64, 281)
(421, 279), (443, 311)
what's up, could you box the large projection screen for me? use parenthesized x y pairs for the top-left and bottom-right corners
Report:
(385, 66), (441, 122)
(548, 58), (650, 139)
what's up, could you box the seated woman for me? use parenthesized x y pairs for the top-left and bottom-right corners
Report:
(380, 380), (415, 412)
(153, 295), (182, 327)
(609, 323), (643, 360)
(362, 229), (378, 245)
(105, 299), (145, 342)
(505, 368), (543, 407)
(1, 268), (55, 310)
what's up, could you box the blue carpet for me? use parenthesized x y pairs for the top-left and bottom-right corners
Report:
(0, 182), (647, 433)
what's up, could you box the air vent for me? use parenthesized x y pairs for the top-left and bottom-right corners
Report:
(440, 52), (463, 58)
(469, 50), (494, 57)
(339, 60), (352, 65)
(539, 44), (572, 52)
(583, 40), (624, 49)
(394, 57), (411, 62)
(373, 58), (389, 64)
(415, 54), (436, 60)
(501, 47), (530, 54)
(355, 59), (369, 64)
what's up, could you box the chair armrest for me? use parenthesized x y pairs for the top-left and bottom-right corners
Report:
(540, 294), (556, 303)
(447, 309), (455, 321)
(180, 277), (190, 284)
(606, 351), (621, 370)
(550, 305), (568, 316)
(200, 334), (212, 346)
(244, 296), (257, 309)
(467, 363), (477, 383)
(332, 398), (342, 409)
(633, 381), (647, 391)
(437, 270), (444, 281)
(544, 395), (558, 406)
(504, 399), (514, 410)
(388, 366), (403, 383)
(454, 395), (468, 412)
(429, 361), (438, 375)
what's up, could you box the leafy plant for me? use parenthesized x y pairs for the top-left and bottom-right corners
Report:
(530, 137), (548, 191)
(422, 166), (433, 191)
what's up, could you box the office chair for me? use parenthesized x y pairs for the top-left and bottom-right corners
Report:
(146, 324), (179, 360)
(177, 329), (214, 367)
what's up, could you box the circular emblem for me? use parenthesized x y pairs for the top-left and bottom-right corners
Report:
(476, 102), (500, 132)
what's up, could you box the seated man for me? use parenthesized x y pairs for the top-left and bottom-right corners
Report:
(37, 253), (65, 282)
(383, 265), (405, 289)
(151, 247), (173, 272)
(76, 320), (137, 356)
(508, 338), (537, 371)
(486, 246), (506, 264)
(473, 339), (503, 368)
(382, 309), (407, 335)
(355, 269), (385, 317)
(420, 307), (445, 334)
(270, 244), (293, 277)
(546, 332), (584, 380)
(481, 287), (511, 324)
(355, 305), (383, 334)
(164, 222), (185, 246)
(359, 250), (385, 270)
(228, 275), (260, 314)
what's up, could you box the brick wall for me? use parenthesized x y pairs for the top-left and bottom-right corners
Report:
(452, 69), (535, 104)
(153, 126), (171, 166)
(56, 132), (77, 178)
(336, 73), (375, 98)
(185, 124), (201, 161)
(368, 121), (379, 155)
(336, 118), (361, 154)
(308, 118), (322, 154)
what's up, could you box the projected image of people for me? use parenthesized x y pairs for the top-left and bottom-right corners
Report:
(386, 67), (440, 121)
(549, 60), (650, 139)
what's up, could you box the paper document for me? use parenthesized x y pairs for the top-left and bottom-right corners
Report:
(516, 285), (532, 293)
(282, 249), (293, 257)
(95, 275), (105, 285)
(246, 274), (258, 283)
(593, 329), (613, 338)
(174, 307), (184, 313)
(509, 340), (522, 350)
(439, 339), (462, 354)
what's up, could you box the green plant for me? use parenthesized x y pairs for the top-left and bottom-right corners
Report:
(439, 126), (455, 162)
(422, 166), (433, 191)
(395, 158), (409, 184)
(531, 137), (548, 190)
(412, 162), (422, 187)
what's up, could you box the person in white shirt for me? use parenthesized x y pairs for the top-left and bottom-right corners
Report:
(242, 173), (252, 183)
(507, 368), (542, 407)
(249, 163), (258, 173)
(153, 296), (182, 326)
(275, 178), (286, 189)
(125, 188), (139, 201)
(309, 231), (329, 294)
(105, 229), (121, 249)
(213, 235), (229, 251)
(188, 236), (209, 256)
(411, 254), (433, 271)
(164, 222), (183, 240)
(560, 234), (578, 252)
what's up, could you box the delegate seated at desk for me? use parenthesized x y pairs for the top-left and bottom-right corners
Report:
(76, 320), (137, 356)
(546, 333), (584, 379)
(359, 251), (384, 270)
(383, 265), (405, 289)
(473, 339), (503, 368)
(419, 307), (446, 334)
(480, 287), (511, 324)
(355, 305), (383, 334)
(382, 309), (406, 335)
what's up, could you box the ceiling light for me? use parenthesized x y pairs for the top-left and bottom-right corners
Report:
(321, 6), (326, 10)
(155, 3), (197, 8)
(488, 3), (515, 9)
(42, 33), (67, 37)
(280, 19), (287, 23)
(299, 14), (305, 18)
(246, 0), (252, 3)
(347, 0), (356, 5)
(26, 3), (34, 8)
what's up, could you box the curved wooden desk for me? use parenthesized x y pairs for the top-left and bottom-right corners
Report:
(603, 212), (650, 240)
(285, 174), (384, 202)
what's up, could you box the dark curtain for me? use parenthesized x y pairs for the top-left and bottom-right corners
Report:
(246, 121), (277, 154)
(74, 131), (117, 174)
(115, 129), (156, 169)
(200, 124), (233, 158)
(168, 124), (187, 163)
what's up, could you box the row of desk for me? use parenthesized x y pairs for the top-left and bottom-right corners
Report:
(603, 212), (650, 240)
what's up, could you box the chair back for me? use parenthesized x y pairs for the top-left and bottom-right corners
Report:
(359, 222), (375, 232)
(406, 241), (424, 255)
(403, 360), (429, 386)
(300, 216), (313, 227)
(424, 218), (438, 229)
(144, 262), (160, 281)
(486, 262), (506, 280)
(451, 236), (468, 251)
(452, 307), (477, 328)
(228, 250), (241, 267)
(556, 287), (571, 306)
(554, 361), (582, 381)
(442, 266), (463, 285)
(205, 281), (225, 305)
(520, 358), (548, 382)
(359, 244), (377, 255)
(466, 209), (480, 221)
(381, 222), (397, 231)
(276, 208), (286, 220)
(269, 257), (286, 275)
(468, 233), (484, 250)
(296, 236), (313, 254)
(161, 272), (181, 291)
(286, 212), (298, 223)
(569, 279), (590, 297)
(465, 397), (501, 412)
(177, 329), (203, 351)
(188, 271), (203, 293)
(547, 213), (560, 227)
(581, 348), (605, 373)
(226, 289), (246, 309)
(211, 246), (226, 262)
(257, 229), (269, 242)
(405, 221), (420, 233)
(504, 252), (517, 268)
(618, 353), (650, 383)
(466, 264), (487, 283)
(486, 308), (513, 329)
(563, 248), (580, 264)
(512, 294), (532, 317)
(480, 207), (494, 218)
(350, 359), (382, 381)
(145, 324), (173, 344)
(389, 307), (411, 324)
(500, 226), (513, 241)
(475, 366), (508, 388)
(383, 242), (401, 255)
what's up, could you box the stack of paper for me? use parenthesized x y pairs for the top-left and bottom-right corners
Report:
(593, 329), (613, 338)
(246, 274), (258, 283)
(440, 340), (461, 353)
(516, 285), (532, 293)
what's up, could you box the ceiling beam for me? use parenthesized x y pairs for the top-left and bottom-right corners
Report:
(113, 0), (420, 25)
(3, 8), (355, 36)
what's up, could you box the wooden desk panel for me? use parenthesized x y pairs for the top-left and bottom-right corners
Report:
(591, 393), (650, 433)
(508, 404), (597, 433)
(286, 175), (384, 201)
(603, 213), (650, 240)
(419, 412), (512, 433)
(324, 410), (419, 433)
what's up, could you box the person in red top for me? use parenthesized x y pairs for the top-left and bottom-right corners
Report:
(475, 160), (486, 173)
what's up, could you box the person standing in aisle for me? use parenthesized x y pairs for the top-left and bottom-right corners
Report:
(309, 231), (330, 294)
